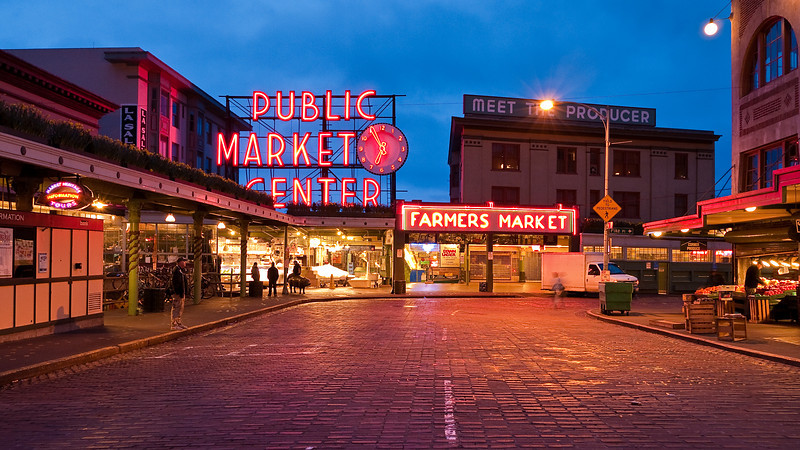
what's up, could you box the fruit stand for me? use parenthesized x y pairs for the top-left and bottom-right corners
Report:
(694, 279), (798, 323)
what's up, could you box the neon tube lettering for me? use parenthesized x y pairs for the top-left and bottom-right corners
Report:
(363, 178), (380, 207)
(276, 91), (296, 121)
(271, 177), (287, 208)
(245, 178), (265, 190)
(410, 211), (420, 227)
(339, 131), (355, 166)
(317, 131), (333, 166)
(301, 91), (319, 121)
(242, 133), (262, 166)
(356, 90), (376, 120)
(479, 214), (489, 228)
(252, 91), (269, 120)
(317, 177), (335, 205)
(343, 90), (352, 120)
(324, 90), (340, 121)
(217, 133), (239, 166)
(292, 132), (311, 166)
(341, 178), (357, 204)
(292, 178), (312, 205)
(267, 133), (285, 167)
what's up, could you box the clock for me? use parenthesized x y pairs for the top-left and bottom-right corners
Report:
(357, 123), (409, 175)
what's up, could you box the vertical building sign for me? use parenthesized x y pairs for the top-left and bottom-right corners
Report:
(120, 105), (147, 149)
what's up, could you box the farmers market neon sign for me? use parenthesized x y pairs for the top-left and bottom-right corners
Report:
(401, 203), (578, 234)
(216, 90), (402, 208)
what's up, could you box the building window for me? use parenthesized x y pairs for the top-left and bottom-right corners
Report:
(171, 143), (180, 161)
(615, 191), (639, 219)
(582, 245), (623, 259)
(198, 112), (205, 137)
(674, 193), (688, 217)
(491, 143), (520, 171)
(613, 150), (640, 177)
(206, 157), (212, 173)
(740, 137), (799, 191)
(675, 153), (688, 180)
(743, 18), (798, 95)
(491, 186), (519, 205)
(172, 101), (180, 128)
(556, 189), (577, 206)
(589, 148), (602, 176)
(556, 147), (577, 174)
(159, 138), (168, 159)
(206, 120), (213, 145)
(160, 91), (169, 118)
(626, 247), (668, 261)
(188, 113), (195, 134)
(671, 250), (711, 263)
(589, 189), (601, 218)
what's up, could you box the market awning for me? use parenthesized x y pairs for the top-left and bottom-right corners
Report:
(644, 165), (800, 236)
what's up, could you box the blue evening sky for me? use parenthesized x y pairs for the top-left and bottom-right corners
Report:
(1, 0), (733, 202)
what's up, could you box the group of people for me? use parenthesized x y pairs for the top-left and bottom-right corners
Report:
(251, 260), (302, 297)
(168, 258), (305, 331)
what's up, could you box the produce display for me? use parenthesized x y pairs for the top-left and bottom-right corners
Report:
(695, 279), (798, 298)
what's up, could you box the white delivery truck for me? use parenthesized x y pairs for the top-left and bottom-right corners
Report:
(541, 252), (639, 294)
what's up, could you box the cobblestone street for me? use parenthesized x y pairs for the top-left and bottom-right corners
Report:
(3, 296), (800, 448)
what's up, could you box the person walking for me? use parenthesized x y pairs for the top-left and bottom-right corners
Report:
(551, 272), (564, 309)
(267, 261), (279, 297)
(170, 257), (189, 330)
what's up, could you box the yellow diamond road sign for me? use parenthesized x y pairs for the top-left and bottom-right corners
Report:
(593, 195), (621, 222)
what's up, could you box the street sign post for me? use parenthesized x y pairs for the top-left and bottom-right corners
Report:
(593, 195), (621, 222)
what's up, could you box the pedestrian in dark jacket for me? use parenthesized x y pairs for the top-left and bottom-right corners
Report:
(251, 262), (260, 282)
(292, 261), (301, 277)
(267, 262), (279, 297)
(171, 257), (189, 330)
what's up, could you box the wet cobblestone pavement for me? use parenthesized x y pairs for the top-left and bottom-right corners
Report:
(3, 296), (800, 448)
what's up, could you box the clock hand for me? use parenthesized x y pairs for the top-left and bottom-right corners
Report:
(369, 127), (388, 164)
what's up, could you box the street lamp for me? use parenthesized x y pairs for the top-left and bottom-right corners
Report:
(540, 99), (612, 279)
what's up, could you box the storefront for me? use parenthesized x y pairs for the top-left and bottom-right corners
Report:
(394, 201), (579, 292)
(644, 165), (800, 321)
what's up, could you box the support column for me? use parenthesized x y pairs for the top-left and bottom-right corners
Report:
(193, 211), (205, 304)
(239, 219), (248, 297)
(486, 233), (494, 293)
(127, 200), (142, 316)
(282, 225), (290, 294)
(392, 226), (406, 294)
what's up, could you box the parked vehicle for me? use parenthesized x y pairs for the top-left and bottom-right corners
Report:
(541, 252), (639, 294)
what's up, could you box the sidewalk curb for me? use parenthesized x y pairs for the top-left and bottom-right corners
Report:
(587, 309), (800, 368)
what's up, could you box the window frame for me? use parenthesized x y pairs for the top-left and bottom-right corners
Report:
(743, 18), (798, 95)
(740, 137), (799, 191)
(612, 149), (640, 177)
(556, 146), (577, 174)
(674, 153), (688, 180)
(491, 143), (520, 171)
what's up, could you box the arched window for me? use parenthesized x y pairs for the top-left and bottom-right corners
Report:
(743, 18), (798, 95)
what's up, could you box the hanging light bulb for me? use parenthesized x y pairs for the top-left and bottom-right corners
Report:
(165, 212), (176, 223)
(703, 19), (719, 36)
(217, 221), (226, 229)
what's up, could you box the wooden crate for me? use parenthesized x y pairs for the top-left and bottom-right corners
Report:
(748, 297), (770, 323)
(716, 315), (747, 341)
(686, 302), (716, 334)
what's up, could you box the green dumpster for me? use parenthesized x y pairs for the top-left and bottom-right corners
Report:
(600, 282), (633, 315)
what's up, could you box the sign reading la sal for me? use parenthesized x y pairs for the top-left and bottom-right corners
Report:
(216, 90), (408, 207)
(401, 203), (577, 234)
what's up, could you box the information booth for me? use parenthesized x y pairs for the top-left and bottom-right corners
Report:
(0, 210), (104, 342)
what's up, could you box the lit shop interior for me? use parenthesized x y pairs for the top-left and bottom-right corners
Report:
(403, 233), (574, 283)
(99, 217), (391, 290)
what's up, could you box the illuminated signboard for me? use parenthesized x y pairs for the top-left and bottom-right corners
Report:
(217, 90), (408, 208)
(40, 181), (93, 210)
(463, 94), (656, 127)
(400, 203), (578, 234)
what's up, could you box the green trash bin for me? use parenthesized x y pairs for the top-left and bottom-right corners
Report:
(600, 282), (633, 315)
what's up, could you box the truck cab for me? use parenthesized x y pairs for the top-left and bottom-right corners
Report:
(587, 262), (639, 293)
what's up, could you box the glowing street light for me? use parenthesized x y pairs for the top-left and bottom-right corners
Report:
(704, 19), (719, 36)
(541, 99), (613, 278)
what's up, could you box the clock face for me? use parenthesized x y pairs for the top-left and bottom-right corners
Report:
(357, 123), (408, 175)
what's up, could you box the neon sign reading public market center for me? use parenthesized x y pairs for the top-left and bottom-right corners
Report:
(217, 90), (408, 208)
